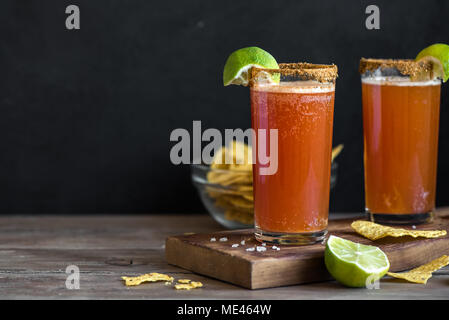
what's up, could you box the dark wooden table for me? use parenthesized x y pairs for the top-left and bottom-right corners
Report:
(0, 211), (448, 299)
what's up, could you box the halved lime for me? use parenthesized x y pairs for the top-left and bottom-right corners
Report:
(416, 43), (449, 82)
(324, 235), (390, 288)
(223, 47), (279, 86)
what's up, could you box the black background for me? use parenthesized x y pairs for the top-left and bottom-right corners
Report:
(0, 0), (448, 214)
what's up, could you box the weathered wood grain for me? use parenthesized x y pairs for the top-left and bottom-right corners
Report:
(0, 212), (448, 299)
(0, 215), (222, 249)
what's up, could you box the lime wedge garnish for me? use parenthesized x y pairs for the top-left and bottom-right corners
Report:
(416, 43), (449, 82)
(324, 235), (390, 288)
(223, 47), (279, 86)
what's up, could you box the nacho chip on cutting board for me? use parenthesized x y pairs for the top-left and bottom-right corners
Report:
(351, 220), (447, 241)
(387, 255), (449, 284)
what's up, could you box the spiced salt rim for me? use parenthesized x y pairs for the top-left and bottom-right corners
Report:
(359, 58), (435, 80)
(250, 62), (338, 85)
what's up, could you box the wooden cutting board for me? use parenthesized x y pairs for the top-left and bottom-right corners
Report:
(165, 211), (449, 289)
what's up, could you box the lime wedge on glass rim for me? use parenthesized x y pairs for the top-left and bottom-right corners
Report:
(324, 235), (390, 288)
(416, 43), (449, 82)
(223, 47), (279, 86)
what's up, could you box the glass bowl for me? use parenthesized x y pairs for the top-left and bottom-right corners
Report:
(191, 163), (338, 229)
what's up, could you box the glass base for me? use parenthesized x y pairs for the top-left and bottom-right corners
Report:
(368, 211), (434, 225)
(255, 227), (327, 245)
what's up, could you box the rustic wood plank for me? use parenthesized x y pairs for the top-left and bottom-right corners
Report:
(166, 211), (449, 289)
(1, 247), (448, 300)
(0, 215), (222, 249)
(0, 212), (448, 299)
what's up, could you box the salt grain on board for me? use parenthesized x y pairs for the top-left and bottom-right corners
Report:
(219, 237), (228, 242)
(246, 247), (255, 252)
(231, 244), (239, 248)
(210, 237), (216, 242)
(256, 246), (267, 252)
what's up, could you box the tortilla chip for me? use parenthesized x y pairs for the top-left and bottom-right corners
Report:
(174, 281), (203, 290)
(206, 171), (237, 185)
(235, 185), (253, 192)
(206, 142), (343, 227)
(210, 146), (228, 170)
(229, 163), (252, 171)
(210, 141), (253, 169)
(224, 209), (254, 225)
(242, 193), (254, 201)
(215, 199), (253, 214)
(206, 186), (250, 198)
(122, 273), (174, 286)
(387, 255), (449, 284)
(177, 279), (191, 284)
(351, 220), (447, 241)
(207, 171), (251, 187)
(331, 144), (344, 162)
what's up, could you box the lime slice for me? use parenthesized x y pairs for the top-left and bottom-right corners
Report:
(223, 47), (279, 86)
(324, 235), (390, 288)
(416, 43), (449, 82)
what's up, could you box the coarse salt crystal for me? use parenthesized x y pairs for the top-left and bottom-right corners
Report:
(210, 237), (216, 242)
(231, 244), (239, 248)
(256, 246), (267, 252)
(272, 246), (278, 250)
(412, 225), (417, 229)
(219, 237), (228, 242)
(240, 240), (245, 245)
(246, 247), (255, 252)
(261, 243), (266, 246)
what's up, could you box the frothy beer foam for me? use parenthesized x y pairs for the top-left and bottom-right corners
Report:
(362, 76), (441, 86)
(251, 80), (335, 93)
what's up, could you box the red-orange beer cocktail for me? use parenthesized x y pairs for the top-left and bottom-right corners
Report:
(250, 63), (338, 244)
(360, 58), (441, 224)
